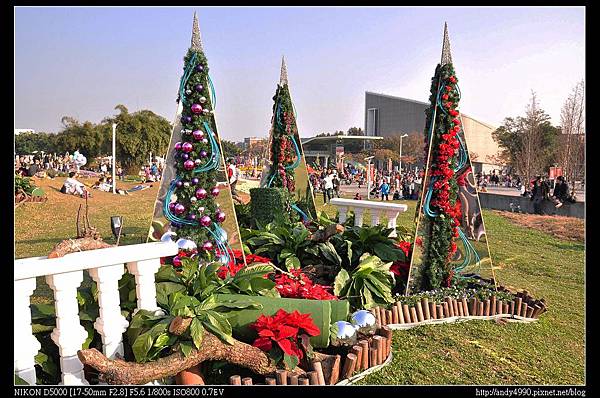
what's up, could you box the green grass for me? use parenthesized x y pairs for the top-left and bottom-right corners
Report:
(316, 194), (585, 385)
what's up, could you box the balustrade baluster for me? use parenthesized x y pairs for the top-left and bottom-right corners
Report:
(14, 278), (41, 385)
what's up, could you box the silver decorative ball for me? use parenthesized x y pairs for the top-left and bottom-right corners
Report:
(183, 182), (190, 187)
(202, 108), (210, 115)
(160, 231), (177, 242)
(350, 310), (377, 335)
(330, 321), (357, 347)
(176, 238), (197, 251)
(185, 89), (192, 95)
(194, 159), (202, 166)
(190, 196), (197, 203)
(199, 96), (207, 104)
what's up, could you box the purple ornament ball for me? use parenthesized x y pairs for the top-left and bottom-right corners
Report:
(199, 215), (212, 227)
(174, 142), (182, 151)
(181, 153), (189, 161)
(191, 177), (199, 185)
(210, 187), (220, 197)
(195, 188), (207, 199)
(195, 64), (204, 72)
(187, 214), (197, 221)
(168, 202), (176, 211)
(174, 203), (186, 215)
(191, 104), (203, 114)
(183, 160), (195, 170)
(200, 150), (208, 158)
(202, 241), (214, 251)
(195, 84), (204, 92)
(215, 211), (226, 223)
(181, 116), (192, 124)
(172, 256), (182, 267)
(182, 142), (193, 153)
(176, 181), (183, 188)
(192, 130), (205, 140)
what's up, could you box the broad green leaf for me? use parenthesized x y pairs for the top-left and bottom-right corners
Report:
(181, 258), (199, 283)
(132, 332), (154, 363)
(318, 242), (342, 266)
(285, 256), (301, 270)
(250, 278), (276, 294)
(233, 264), (273, 282)
(35, 351), (57, 377)
(372, 242), (404, 262)
(155, 265), (181, 283)
(180, 341), (194, 358)
(30, 303), (55, 320)
(280, 249), (294, 260)
(283, 353), (299, 370)
(156, 282), (186, 307)
(204, 311), (234, 345)
(190, 318), (205, 350)
(333, 269), (350, 296)
(153, 333), (170, 348)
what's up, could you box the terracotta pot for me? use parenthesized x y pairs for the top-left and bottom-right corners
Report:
(175, 365), (205, 385)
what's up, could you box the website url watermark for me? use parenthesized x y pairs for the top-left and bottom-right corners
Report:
(475, 388), (586, 397)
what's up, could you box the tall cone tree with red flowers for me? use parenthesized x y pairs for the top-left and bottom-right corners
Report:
(407, 23), (495, 293)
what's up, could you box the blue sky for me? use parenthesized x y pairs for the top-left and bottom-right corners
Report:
(15, 6), (585, 141)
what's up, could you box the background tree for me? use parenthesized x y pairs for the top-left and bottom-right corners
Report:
(374, 132), (424, 169)
(220, 140), (242, 160)
(559, 80), (585, 184)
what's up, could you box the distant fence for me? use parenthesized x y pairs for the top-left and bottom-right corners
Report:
(478, 193), (584, 219)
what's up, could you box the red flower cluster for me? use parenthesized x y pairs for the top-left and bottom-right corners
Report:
(274, 269), (337, 300)
(391, 240), (412, 279)
(216, 249), (273, 279)
(395, 240), (412, 258)
(251, 309), (320, 360)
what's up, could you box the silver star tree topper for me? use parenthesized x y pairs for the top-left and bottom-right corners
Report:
(441, 22), (453, 66)
(191, 12), (204, 51)
(279, 55), (289, 86)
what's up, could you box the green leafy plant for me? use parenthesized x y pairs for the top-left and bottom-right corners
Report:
(334, 253), (395, 310)
(15, 174), (36, 195)
(127, 259), (267, 363)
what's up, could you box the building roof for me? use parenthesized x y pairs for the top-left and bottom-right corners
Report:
(365, 91), (496, 130)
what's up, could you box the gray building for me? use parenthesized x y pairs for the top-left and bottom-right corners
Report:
(364, 91), (502, 173)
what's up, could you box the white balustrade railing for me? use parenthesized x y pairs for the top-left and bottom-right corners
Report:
(329, 198), (408, 237)
(14, 241), (178, 385)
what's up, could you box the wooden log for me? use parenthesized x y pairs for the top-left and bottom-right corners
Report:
(392, 306), (399, 324)
(373, 336), (384, 365)
(230, 375), (241, 385)
(478, 301), (484, 316)
(351, 346), (363, 372)
(445, 298), (455, 317)
(503, 303), (509, 314)
(430, 301), (437, 319)
(380, 327), (393, 357)
(490, 296), (497, 315)
(416, 301), (425, 322)
(242, 377), (253, 385)
(532, 304), (543, 318)
(469, 298), (477, 316)
(288, 374), (299, 385)
(374, 307), (382, 327)
(521, 302), (528, 318)
(422, 298), (431, 320)
(438, 304), (444, 318)
(298, 377), (310, 385)
(327, 355), (341, 385)
(386, 310), (393, 326)
(526, 305), (535, 318)
(359, 340), (369, 370)
(265, 377), (276, 385)
(462, 298), (470, 317)
(396, 302), (405, 324)
(410, 306), (418, 324)
(402, 304), (412, 323)
(307, 371), (319, 385)
(342, 353), (357, 380)
(312, 362), (326, 385)
(276, 370), (288, 385)
(496, 299), (502, 315)
(453, 299), (460, 317)
(515, 297), (523, 316)
(484, 299), (491, 316)
(457, 299), (464, 317)
(510, 300), (515, 316)
(369, 347), (378, 368)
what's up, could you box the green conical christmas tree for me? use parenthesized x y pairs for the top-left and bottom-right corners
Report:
(407, 23), (495, 293)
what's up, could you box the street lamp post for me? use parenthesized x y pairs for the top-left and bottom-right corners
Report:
(365, 156), (374, 199)
(112, 123), (117, 194)
(399, 133), (408, 174)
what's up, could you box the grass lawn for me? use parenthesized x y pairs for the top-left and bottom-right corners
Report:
(16, 184), (584, 385)
(317, 194), (585, 385)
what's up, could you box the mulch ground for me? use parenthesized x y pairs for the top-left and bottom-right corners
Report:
(493, 210), (584, 242)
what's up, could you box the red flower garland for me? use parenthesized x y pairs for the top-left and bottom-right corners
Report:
(274, 269), (337, 300)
